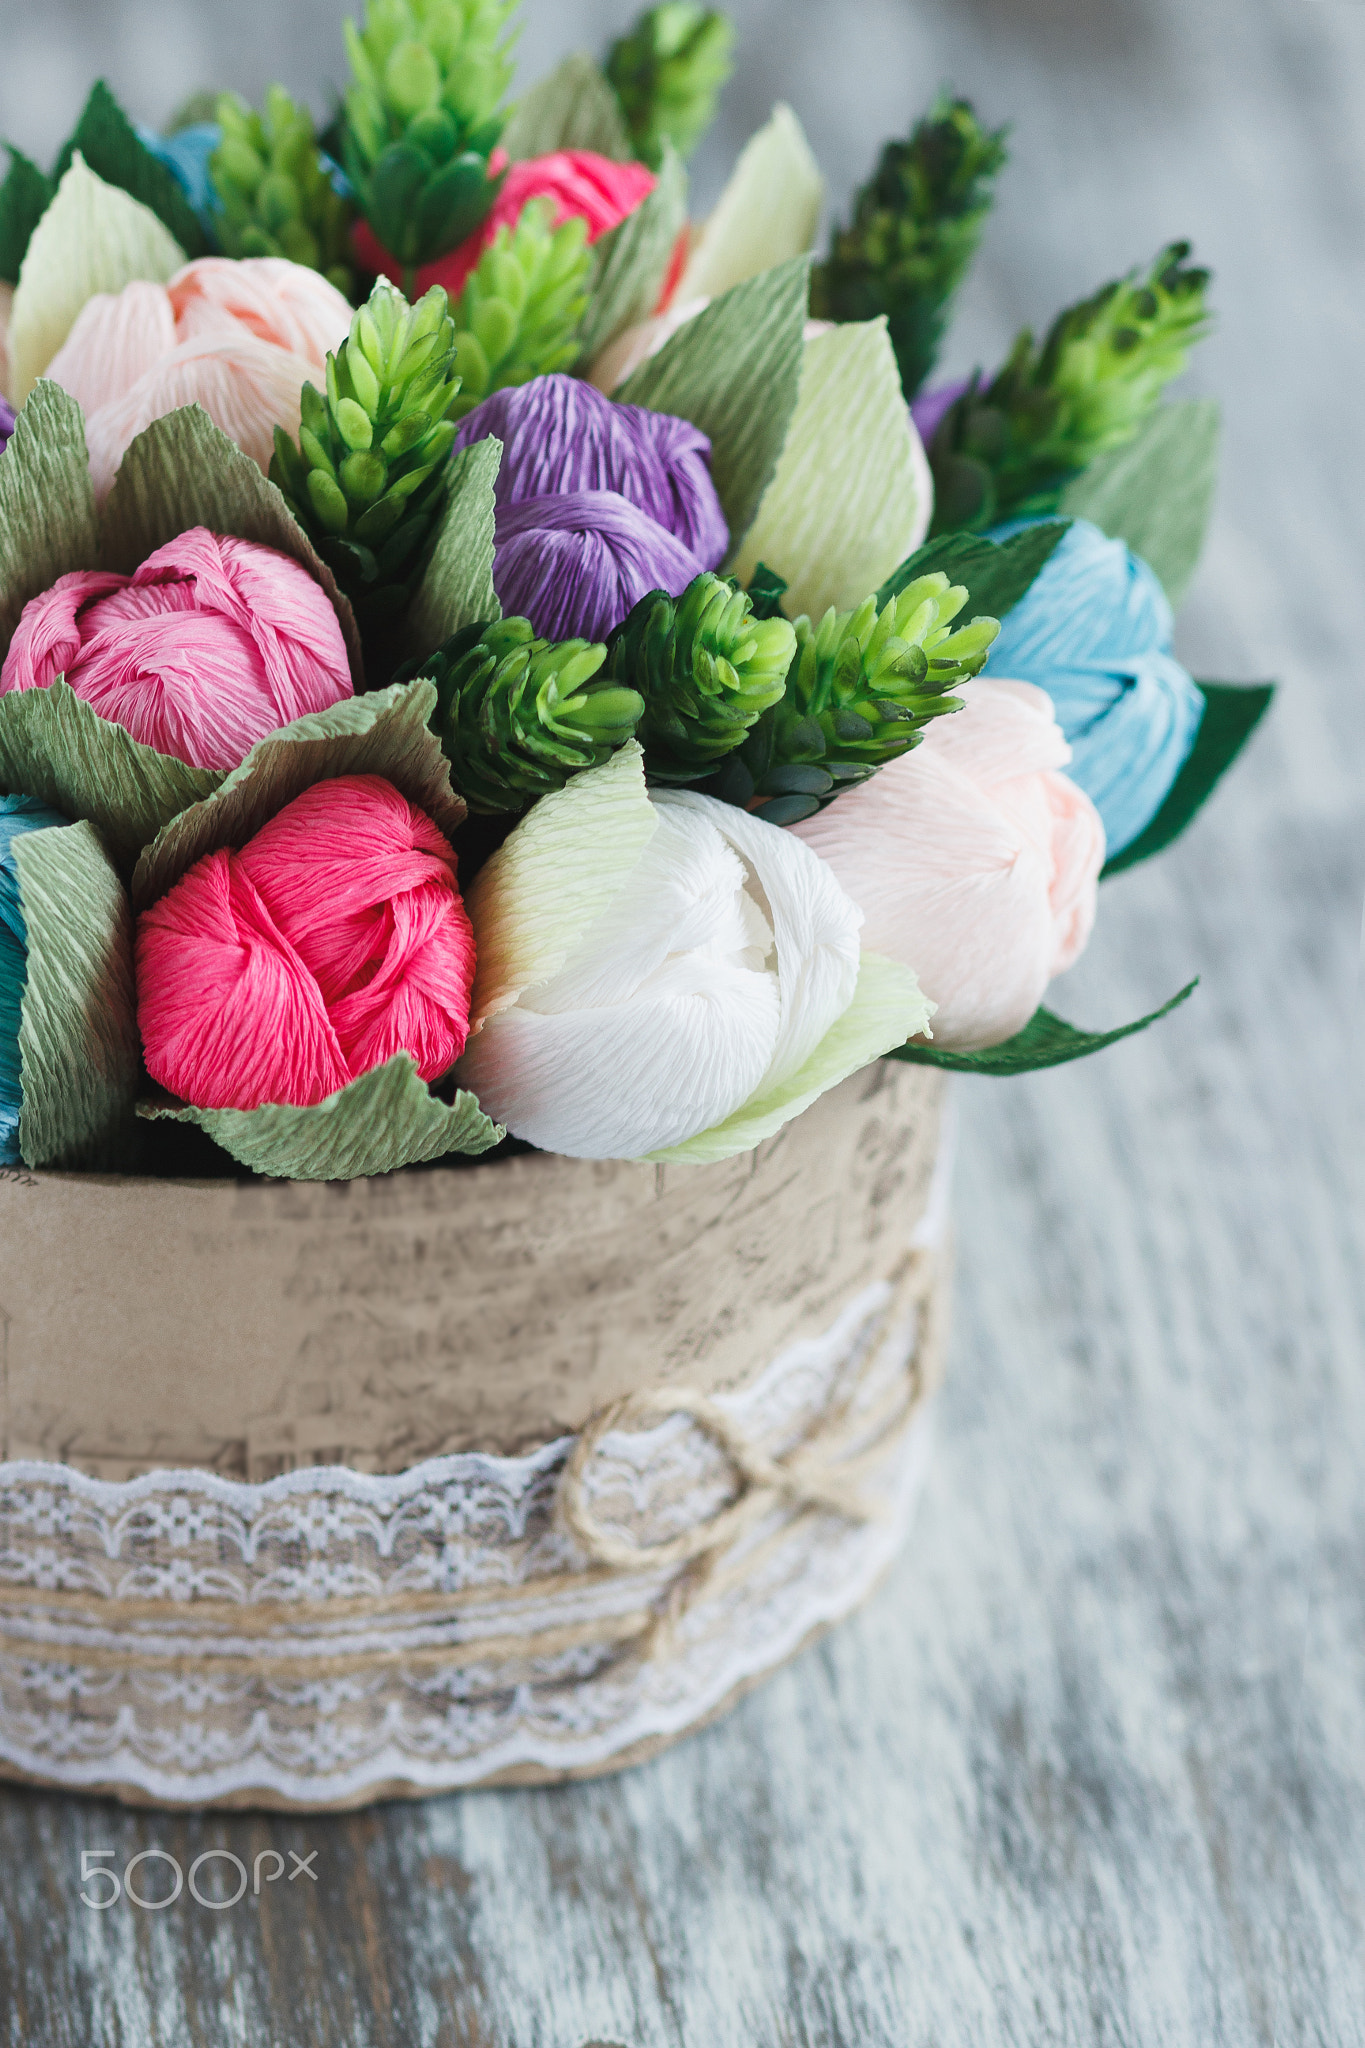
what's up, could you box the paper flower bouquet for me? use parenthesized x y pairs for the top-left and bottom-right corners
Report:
(0, 3), (1270, 1807)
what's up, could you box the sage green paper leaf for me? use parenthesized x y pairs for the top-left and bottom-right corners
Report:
(876, 521), (1069, 619)
(615, 256), (809, 555)
(0, 679), (222, 871)
(676, 104), (823, 304)
(576, 146), (687, 366)
(8, 154), (185, 402)
(404, 437), (501, 661)
(140, 1054), (504, 1181)
(1060, 399), (1220, 607)
(501, 53), (632, 161)
(51, 80), (211, 259)
(888, 979), (1198, 1074)
(733, 321), (930, 621)
(100, 403), (364, 690)
(14, 818), (140, 1168)
(0, 381), (100, 658)
(1102, 682), (1274, 877)
(132, 680), (464, 910)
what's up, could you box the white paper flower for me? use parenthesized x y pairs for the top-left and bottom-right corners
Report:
(456, 743), (931, 1162)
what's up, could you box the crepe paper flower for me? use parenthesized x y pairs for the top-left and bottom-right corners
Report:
(793, 678), (1105, 1050)
(341, 0), (515, 278)
(404, 615), (644, 811)
(713, 574), (999, 826)
(605, 571), (795, 781)
(451, 373), (728, 566)
(928, 241), (1212, 534)
(138, 122), (222, 224)
(269, 280), (462, 630)
(45, 255), (353, 499)
(811, 98), (1008, 402)
(0, 528), (352, 772)
(355, 147), (656, 303)
(983, 517), (1206, 855)
(137, 773), (476, 1112)
(492, 491), (708, 645)
(0, 792), (68, 1164)
(605, 4), (736, 169)
(211, 90), (357, 295)
(444, 200), (593, 419)
(455, 741), (929, 1161)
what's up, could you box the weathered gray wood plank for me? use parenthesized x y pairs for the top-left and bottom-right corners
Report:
(0, 0), (1362, 2040)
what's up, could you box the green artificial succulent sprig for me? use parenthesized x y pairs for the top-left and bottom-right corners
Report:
(929, 239), (1213, 534)
(404, 616), (645, 811)
(712, 574), (1000, 825)
(269, 280), (462, 630)
(449, 198), (593, 417)
(341, 0), (516, 282)
(604, 4), (736, 169)
(211, 87), (357, 295)
(605, 573), (796, 782)
(810, 95), (1008, 402)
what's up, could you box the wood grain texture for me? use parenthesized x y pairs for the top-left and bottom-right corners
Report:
(1, 0), (1363, 2039)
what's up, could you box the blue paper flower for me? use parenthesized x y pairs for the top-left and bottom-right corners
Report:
(985, 517), (1205, 856)
(1, 793), (67, 1165)
(137, 121), (222, 230)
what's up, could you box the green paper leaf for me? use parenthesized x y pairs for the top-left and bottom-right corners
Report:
(576, 145), (687, 366)
(1060, 399), (1220, 606)
(51, 80), (211, 259)
(888, 979), (1198, 1074)
(676, 104), (823, 303)
(648, 952), (931, 1164)
(0, 679), (223, 872)
(14, 818), (140, 1169)
(140, 1053), (503, 1181)
(501, 53), (632, 162)
(1102, 681), (1274, 877)
(0, 148), (54, 286)
(404, 436), (501, 661)
(0, 382), (100, 660)
(876, 520), (1069, 619)
(8, 154), (186, 403)
(733, 320), (931, 622)
(615, 255), (809, 556)
(100, 403), (364, 691)
(132, 680), (465, 911)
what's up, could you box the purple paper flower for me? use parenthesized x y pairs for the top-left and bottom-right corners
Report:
(910, 377), (971, 450)
(492, 490), (707, 643)
(0, 399), (15, 456)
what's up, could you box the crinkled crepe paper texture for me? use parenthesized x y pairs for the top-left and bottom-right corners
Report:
(1059, 399), (1220, 608)
(404, 437), (502, 660)
(9, 156), (186, 404)
(878, 522), (1069, 622)
(501, 53), (633, 163)
(13, 818), (140, 1167)
(0, 382), (100, 655)
(614, 256), (809, 558)
(676, 104), (823, 305)
(575, 146), (688, 367)
(50, 80), (210, 262)
(733, 320), (932, 622)
(1101, 680), (1274, 878)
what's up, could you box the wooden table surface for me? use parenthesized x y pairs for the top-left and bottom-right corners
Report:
(1, 0), (1363, 2040)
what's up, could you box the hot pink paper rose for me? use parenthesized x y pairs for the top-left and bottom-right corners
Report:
(0, 527), (352, 771)
(354, 149), (660, 301)
(45, 257), (353, 499)
(793, 679), (1105, 1050)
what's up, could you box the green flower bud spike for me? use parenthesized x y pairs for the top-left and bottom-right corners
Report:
(403, 617), (645, 812)
(605, 573), (796, 783)
(810, 94), (1008, 402)
(713, 574), (1000, 826)
(449, 198), (592, 417)
(341, 0), (516, 279)
(211, 87), (357, 296)
(604, 4), (737, 170)
(269, 279), (463, 630)
(929, 239), (1213, 534)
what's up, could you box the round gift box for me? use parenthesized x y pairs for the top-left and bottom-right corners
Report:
(0, 1059), (950, 1810)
